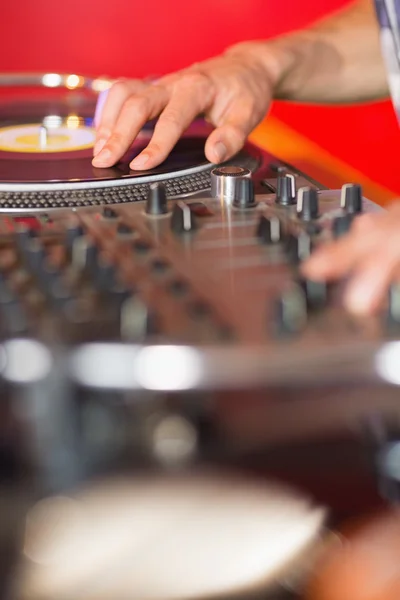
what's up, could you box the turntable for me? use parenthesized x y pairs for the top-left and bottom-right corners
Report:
(0, 72), (293, 210)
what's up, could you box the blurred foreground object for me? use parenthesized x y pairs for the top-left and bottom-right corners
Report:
(15, 471), (326, 600)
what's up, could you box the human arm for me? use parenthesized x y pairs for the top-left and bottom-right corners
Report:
(92, 0), (388, 170)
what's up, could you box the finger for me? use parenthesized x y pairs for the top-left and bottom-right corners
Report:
(93, 79), (148, 156)
(204, 96), (263, 163)
(93, 88), (109, 129)
(92, 85), (170, 168)
(343, 243), (400, 316)
(301, 225), (382, 281)
(130, 73), (214, 170)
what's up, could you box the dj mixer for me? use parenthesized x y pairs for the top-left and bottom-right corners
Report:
(0, 73), (400, 600)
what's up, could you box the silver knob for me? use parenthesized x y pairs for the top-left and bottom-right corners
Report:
(211, 166), (251, 203)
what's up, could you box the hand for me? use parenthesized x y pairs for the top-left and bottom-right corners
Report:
(306, 509), (400, 600)
(92, 42), (280, 170)
(301, 202), (400, 316)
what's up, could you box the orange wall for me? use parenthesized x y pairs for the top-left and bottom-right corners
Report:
(1, 0), (400, 193)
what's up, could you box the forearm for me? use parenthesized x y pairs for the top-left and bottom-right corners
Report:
(226, 0), (389, 104)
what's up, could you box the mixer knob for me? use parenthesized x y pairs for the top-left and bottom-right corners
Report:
(66, 223), (84, 253)
(299, 278), (329, 311)
(146, 182), (168, 216)
(171, 202), (197, 234)
(273, 285), (307, 337)
(297, 187), (319, 221)
(211, 166), (252, 203)
(94, 259), (116, 291)
(256, 215), (281, 244)
(21, 239), (45, 272)
(232, 178), (256, 209)
(332, 214), (354, 239)
(341, 183), (363, 214)
(276, 173), (296, 206)
(285, 232), (313, 265)
(120, 296), (158, 339)
(386, 283), (400, 328)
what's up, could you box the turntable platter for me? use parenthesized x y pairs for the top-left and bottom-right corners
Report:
(0, 75), (215, 184)
(0, 73), (262, 208)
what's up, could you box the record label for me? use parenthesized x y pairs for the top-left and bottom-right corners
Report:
(0, 123), (95, 154)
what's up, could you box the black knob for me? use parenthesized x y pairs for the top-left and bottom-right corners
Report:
(285, 232), (313, 265)
(359, 415), (400, 503)
(85, 243), (99, 272)
(66, 223), (84, 245)
(386, 283), (400, 328)
(273, 286), (307, 337)
(232, 178), (256, 209)
(256, 215), (281, 244)
(375, 436), (400, 503)
(21, 239), (45, 272)
(171, 202), (197, 234)
(94, 260), (116, 290)
(47, 278), (72, 306)
(36, 262), (59, 290)
(297, 187), (319, 221)
(299, 278), (329, 311)
(0, 284), (28, 334)
(146, 182), (168, 216)
(341, 183), (363, 214)
(276, 174), (296, 206)
(15, 224), (37, 245)
(332, 214), (354, 239)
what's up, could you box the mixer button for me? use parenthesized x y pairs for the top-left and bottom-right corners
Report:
(276, 173), (296, 206)
(297, 187), (319, 221)
(273, 286), (307, 337)
(211, 166), (251, 203)
(332, 214), (354, 239)
(171, 202), (197, 234)
(256, 215), (281, 244)
(232, 178), (256, 210)
(340, 183), (363, 214)
(145, 182), (168, 216)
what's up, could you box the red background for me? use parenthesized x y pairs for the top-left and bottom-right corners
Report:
(1, 0), (400, 193)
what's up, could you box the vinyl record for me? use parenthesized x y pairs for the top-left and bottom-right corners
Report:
(0, 73), (212, 185)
